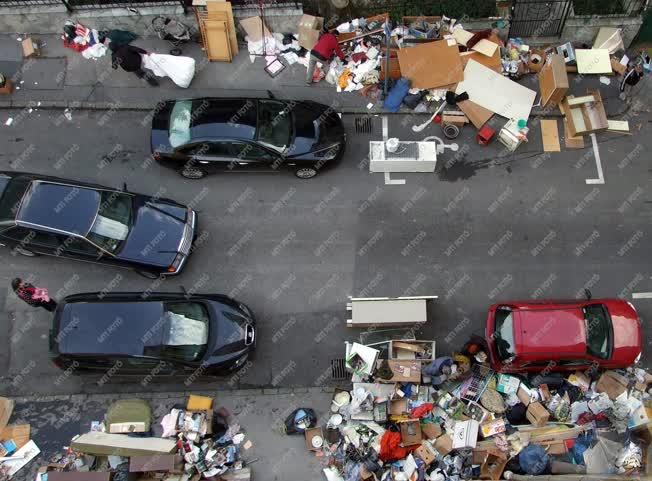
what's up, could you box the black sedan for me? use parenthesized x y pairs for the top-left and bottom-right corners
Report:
(50, 292), (256, 376)
(0, 172), (197, 277)
(150, 97), (346, 179)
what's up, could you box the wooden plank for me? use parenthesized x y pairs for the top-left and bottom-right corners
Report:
(564, 118), (585, 149)
(457, 99), (493, 129)
(397, 40), (463, 89)
(541, 119), (561, 152)
(204, 20), (232, 62)
(205, 1), (238, 55)
(567, 95), (596, 106)
(0, 425), (30, 449)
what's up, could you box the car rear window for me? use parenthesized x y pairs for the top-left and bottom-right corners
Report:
(0, 176), (29, 222)
(494, 307), (516, 360)
(168, 100), (193, 148)
(584, 304), (611, 359)
(87, 191), (132, 253)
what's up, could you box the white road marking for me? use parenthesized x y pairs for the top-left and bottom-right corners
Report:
(633, 292), (652, 299)
(585, 133), (605, 185)
(382, 115), (388, 141)
(384, 172), (405, 185)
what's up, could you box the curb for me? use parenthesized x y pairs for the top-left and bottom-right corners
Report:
(8, 385), (339, 404)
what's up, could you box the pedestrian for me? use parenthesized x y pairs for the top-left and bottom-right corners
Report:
(619, 64), (643, 101)
(306, 28), (346, 85)
(11, 278), (57, 312)
(423, 356), (457, 387)
(110, 43), (159, 86)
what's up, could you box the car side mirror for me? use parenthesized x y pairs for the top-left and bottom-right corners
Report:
(267, 90), (276, 99)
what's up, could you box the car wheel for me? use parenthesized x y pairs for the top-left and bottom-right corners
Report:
(136, 270), (161, 280)
(181, 167), (206, 179)
(295, 167), (318, 179)
(14, 246), (37, 257)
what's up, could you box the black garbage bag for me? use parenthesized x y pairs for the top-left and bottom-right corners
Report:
(284, 408), (317, 434)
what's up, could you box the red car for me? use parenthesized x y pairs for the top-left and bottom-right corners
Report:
(486, 298), (642, 373)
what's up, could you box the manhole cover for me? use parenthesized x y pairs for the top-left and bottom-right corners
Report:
(330, 359), (347, 380)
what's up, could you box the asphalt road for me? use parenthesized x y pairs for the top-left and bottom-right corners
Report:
(0, 108), (650, 396)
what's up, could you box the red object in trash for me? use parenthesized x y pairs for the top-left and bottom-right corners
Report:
(477, 125), (496, 145)
(433, 115), (442, 124)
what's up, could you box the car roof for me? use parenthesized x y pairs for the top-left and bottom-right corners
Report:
(514, 307), (587, 358)
(56, 301), (166, 356)
(16, 181), (100, 236)
(183, 98), (258, 142)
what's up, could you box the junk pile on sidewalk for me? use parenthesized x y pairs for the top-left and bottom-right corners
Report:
(0, 398), (41, 481)
(293, 336), (652, 481)
(30, 395), (253, 481)
(233, 12), (645, 149)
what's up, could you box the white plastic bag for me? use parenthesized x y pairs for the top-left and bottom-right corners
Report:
(142, 53), (196, 88)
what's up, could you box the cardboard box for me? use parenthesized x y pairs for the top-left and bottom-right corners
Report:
(539, 384), (551, 402)
(239, 16), (271, 43)
(421, 422), (442, 440)
(187, 395), (213, 411)
(414, 441), (437, 465)
(297, 14), (324, 51)
(596, 371), (628, 400)
(539, 54), (569, 107)
(48, 473), (112, 481)
(560, 89), (609, 137)
(452, 420), (479, 449)
(383, 360), (421, 384)
(526, 402), (550, 427)
(517, 386), (532, 406)
(21, 38), (39, 58)
(399, 419), (422, 446)
(496, 374), (520, 395)
(389, 398), (409, 416)
(304, 426), (324, 451)
(434, 434), (453, 455)
(129, 455), (181, 473)
(480, 418), (506, 438)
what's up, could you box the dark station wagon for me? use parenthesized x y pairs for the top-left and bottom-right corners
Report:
(50, 292), (256, 376)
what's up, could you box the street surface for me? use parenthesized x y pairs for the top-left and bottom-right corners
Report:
(0, 107), (651, 396)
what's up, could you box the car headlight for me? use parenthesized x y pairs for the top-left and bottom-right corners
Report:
(167, 253), (185, 273)
(635, 352), (642, 364)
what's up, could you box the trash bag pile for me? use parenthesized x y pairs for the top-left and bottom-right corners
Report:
(295, 337), (652, 481)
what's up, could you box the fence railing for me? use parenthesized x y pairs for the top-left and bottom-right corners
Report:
(0, 0), (189, 11)
(571, 0), (646, 17)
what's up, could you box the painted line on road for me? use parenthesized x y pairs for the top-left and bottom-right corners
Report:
(585, 133), (605, 185)
(633, 292), (652, 299)
(384, 172), (406, 185)
(382, 115), (388, 141)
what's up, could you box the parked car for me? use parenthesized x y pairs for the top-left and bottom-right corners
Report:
(0, 171), (197, 278)
(50, 292), (256, 376)
(150, 97), (346, 179)
(485, 298), (642, 373)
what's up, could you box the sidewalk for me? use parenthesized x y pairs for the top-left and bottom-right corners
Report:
(9, 387), (333, 481)
(0, 33), (646, 117)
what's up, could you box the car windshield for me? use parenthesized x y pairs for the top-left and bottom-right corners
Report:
(584, 304), (611, 359)
(257, 99), (292, 151)
(144, 302), (209, 362)
(494, 307), (516, 360)
(87, 191), (132, 253)
(168, 100), (193, 148)
(0, 176), (30, 222)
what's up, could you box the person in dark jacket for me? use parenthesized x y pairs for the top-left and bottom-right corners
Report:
(619, 64), (643, 101)
(306, 30), (346, 84)
(111, 44), (159, 86)
(12, 278), (57, 312)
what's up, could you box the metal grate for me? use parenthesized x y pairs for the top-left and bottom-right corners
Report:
(331, 359), (348, 380)
(355, 117), (374, 134)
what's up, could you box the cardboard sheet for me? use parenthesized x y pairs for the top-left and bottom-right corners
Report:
(575, 49), (612, 74)
(459, 49), (502, 73)
(239, 16), (271, 43)
(541, 119), (561, 152)
(452, 29), (474, 46)
(456, 59), (537, 121)
(593, 27), (624, 54)
(457, 100), (493, 128)
(471, 39), (499, 57)
(397, 40), (463, 89)
(563, 118), (584, 149)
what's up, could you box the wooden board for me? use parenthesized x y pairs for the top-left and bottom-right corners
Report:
(456, 59), (536, 121)
(397, 40), (463, 89)
(204, 20), (232, 62)
(206, 1), (238, 55)
(0, 424), (30, 449)
(72, 432), (177, 457)
(539, 54), (569, 107)
(540, 119), (561, 152)
(459, 49), (502, 73)
(575, 49), (612, 74)
(563, 118), (584, 149)
(457, 99), (493, 129)
(607, 119), (630, 132)
(349, 298), (427, 327)
(471, 38), (499, 57)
